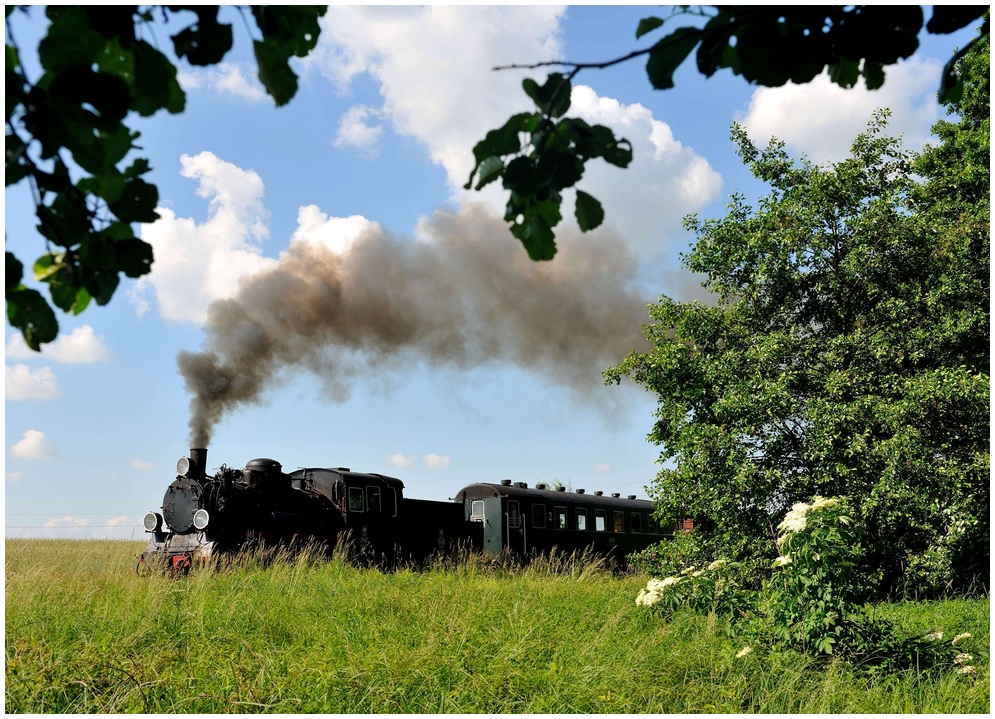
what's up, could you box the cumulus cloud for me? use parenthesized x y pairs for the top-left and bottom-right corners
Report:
(307, 7), (718, 256)
(7, 325), (111, 363)
(308, 5), (564, 189)
(132, 151), (277, 323)
(6, 471), (23, 483)
(334, 104), (384, 153)
(178, 63), (267, 103)
(385, 453), (416, 468)
(593, 463), (611, 472)
(5, 364), (61, 401)
(290, 205), (381, 255)
(44, 515), (91, 529)
(737, 57), (943, 164)
(10, 429), (57, 459)
(131, 459), (155, 471)
(564, 85), (722, 255)
(423, 453), (451, 469)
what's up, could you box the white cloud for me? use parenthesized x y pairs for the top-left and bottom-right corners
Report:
(308, 5), (565, 190)
(334, 104), (384, 153)
(5, 364), (61, 401)
(131, 459), (155, 471)
(10, 429), (57, 459)
(424, 453), (451, 469)
(178, 63), (267, 103)
(563, 85), (723, 255)
(307, 7), (719, 256)
(593, 463), (611, 472)
(290, 205), (381, 255)
(6, 471), (23, 483)
(44, 515), (91, 529)
(7, 325), (111, 363)
(385, 453), (416, 468)
(737, 57), (943, 164)
(106, 515), (130, 528)
(133, 151), (278, 323)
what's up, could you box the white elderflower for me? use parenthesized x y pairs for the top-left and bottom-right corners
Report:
(707, 559), (727, 571)
(777, 502), (810, 534)
(954, 653), (973, 665)
(951, 632), (972, 646)
(736, 646), (752, 658)
(956, 665), (976, 676)
(773, 554), (792, 568)
(647, 576), (681, 593)
(692, 570), (704, 577)
(809, 496), (839, 512)
(681, 566), (696, 576)
(924, 631), (944, 641)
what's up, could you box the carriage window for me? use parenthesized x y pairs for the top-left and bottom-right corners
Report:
(648, 514), (658, 534)
(366, 486), (381, 513)
(576, 508), (587, 531)
(471, 500), (485, 521)
(631, 512), (643, 533)
(554, 506), (567, 530)
(614, 511), (625, 533)
(386, 488), (398, 517)
(348, 486), (364, 512)
(532, 503), (546, 528)
(508, 500), (522, 529)
(595, 509), (606, 531)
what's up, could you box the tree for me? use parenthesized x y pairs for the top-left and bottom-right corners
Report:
(466, 5), (989, 262)
(5, 5), (325, 349)
(605, 32), (989, 596)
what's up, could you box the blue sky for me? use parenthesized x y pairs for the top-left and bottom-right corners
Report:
(4, 6), (981, 539)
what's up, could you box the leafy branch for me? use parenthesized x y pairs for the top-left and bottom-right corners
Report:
(5, 5), (326, 349)
(466, 5), (989, 262)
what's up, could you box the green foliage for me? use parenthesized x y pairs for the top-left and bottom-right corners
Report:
(636, 498), (986, 673)
(463, 73), (632, 261)
(5, 539), (989, 712)
(4, 5), (326, 349)
(470, 6), (988, 260)
(608, 50), (990, 596)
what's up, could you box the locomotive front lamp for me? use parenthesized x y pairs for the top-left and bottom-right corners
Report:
(176, 456), (192, 477)
(143, 512), (163, 532)
(193, 509), (210, 530)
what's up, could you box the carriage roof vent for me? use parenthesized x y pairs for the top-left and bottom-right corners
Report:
(576, 488), (585, 494)
(627, 494), (637, 500)
(536, 483), (547, 490)
(556, 485), (566, 491)
(515, 481), (528, 489)
(612, 493), (621, 498)
(594, 491), (603, 496)
(500, 479), (512, 486)
(335, 467), (351, 472)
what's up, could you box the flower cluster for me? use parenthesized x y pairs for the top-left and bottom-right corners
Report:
(776, 496), (841, 546)
(951, 632), (972, 646)
(635, 575), (681, 607)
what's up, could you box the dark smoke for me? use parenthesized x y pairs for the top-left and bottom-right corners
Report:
(178, 203), (655, 447)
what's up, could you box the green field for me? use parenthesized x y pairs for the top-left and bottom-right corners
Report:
(4, 539), (990, 713)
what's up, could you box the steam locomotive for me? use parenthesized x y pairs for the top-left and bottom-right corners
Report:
(141, 448), (670, 570)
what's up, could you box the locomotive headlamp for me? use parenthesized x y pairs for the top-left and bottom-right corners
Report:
(176, 456), (192, 477)
(143, 511), (163, 532)
(193, 509), (210, 530)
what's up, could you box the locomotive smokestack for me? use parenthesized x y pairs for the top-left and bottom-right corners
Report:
(190, 448), (208, 479)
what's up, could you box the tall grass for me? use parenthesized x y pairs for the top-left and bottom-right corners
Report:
(5, 539), (989, 713)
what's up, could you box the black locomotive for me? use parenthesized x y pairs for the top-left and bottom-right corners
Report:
(142, 448), (670, 570)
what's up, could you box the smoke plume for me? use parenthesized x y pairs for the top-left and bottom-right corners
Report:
(178, 203), (654, 447)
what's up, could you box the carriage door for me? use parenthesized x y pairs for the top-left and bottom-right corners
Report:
(505, 500), (525, 554)
(472, 497), (503, 557)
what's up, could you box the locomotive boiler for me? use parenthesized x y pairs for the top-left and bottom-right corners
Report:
(142, 448), (671, 570)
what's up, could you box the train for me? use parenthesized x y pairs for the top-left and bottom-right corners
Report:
(141, 448), (671, 570)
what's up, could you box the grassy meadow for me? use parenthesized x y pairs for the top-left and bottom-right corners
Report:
(4, 538), (990, 713)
